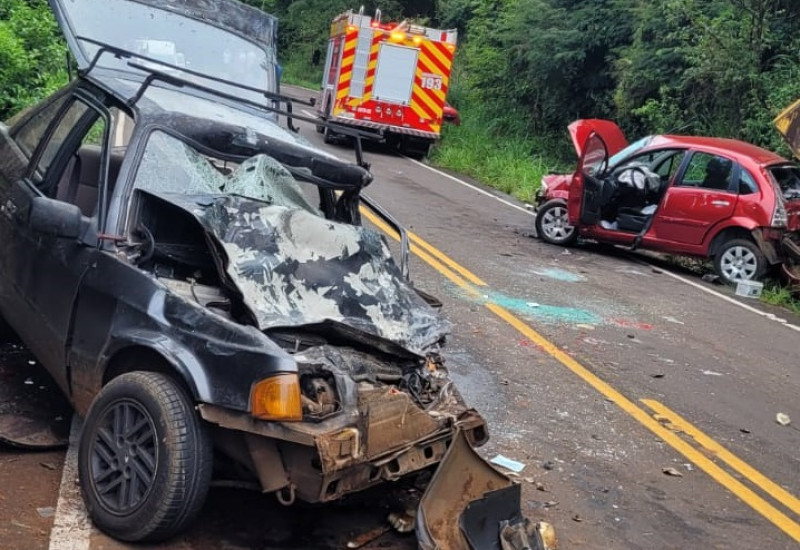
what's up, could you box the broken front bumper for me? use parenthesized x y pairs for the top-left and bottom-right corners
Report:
(417, 430), (556, 550)
(198, 402), (488, 503)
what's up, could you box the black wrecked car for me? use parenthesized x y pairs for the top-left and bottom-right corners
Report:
(0, 1), (553, 548)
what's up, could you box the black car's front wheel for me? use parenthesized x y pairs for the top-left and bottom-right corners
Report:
(535, 200), (578, 246)
(78, 372), (212, 542)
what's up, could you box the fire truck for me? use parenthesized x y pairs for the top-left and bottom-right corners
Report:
(317, 9), (457, 157)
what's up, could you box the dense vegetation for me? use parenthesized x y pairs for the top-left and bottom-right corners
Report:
(5, 1), (800, 180)
(257, 0), (800, 199)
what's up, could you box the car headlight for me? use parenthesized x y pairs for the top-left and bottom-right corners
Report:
(250, 374), (303, 421)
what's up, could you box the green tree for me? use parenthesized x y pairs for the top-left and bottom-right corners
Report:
(0, 0), (67, 120)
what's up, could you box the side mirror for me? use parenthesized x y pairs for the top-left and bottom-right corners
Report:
(29, 196), (82, 239)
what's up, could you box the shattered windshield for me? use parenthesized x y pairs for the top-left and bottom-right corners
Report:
(56, 0), (275, 104)
(134, 131), (320, 214)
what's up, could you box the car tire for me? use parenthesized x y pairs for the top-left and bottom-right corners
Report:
(323, 126), (336, 144)
(535, 200), (578, 246)
(714, 238), (765, 285)
(78, 372), (212, 542)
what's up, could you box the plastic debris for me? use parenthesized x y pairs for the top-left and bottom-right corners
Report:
(662, 467), (683, 477)
(36, 507), (55, 518)
(776, 413), (791, 426)
(490, 455), (526, 473)
(702, 370), (723, 376)
(526, 302), (540, 308)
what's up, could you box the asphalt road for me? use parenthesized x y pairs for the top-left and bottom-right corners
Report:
(1, 85), (799, 549)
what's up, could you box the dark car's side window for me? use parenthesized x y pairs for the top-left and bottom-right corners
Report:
(677, 152), (735, 192)
(31, 98), (110, 217)
(32, 101), (92, 187)
(12, 95), (70, 158)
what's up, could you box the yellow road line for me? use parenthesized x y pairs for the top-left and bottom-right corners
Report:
(360, 208), (486, 287)
(642, 399), (800, 516)
(361, 209), (800, 543)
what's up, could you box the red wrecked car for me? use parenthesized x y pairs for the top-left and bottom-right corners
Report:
(534, 119), (800, 285)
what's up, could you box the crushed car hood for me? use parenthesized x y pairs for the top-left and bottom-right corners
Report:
(145, 191), (450, 356)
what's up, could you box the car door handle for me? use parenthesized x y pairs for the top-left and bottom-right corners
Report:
(711, 200), (730, 206)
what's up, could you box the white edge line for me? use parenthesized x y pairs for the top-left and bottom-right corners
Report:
(400, 155), (536, 216)
(637, 259), (800, 333)
(49, 416), (92, 550)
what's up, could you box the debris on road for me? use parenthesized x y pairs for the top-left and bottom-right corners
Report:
(662, 467), (684, 477)
(702, 370), (724, 376)
(36, 507), (55, 518)
(491, 455), (527, 473)
(776, 413), (792, 426)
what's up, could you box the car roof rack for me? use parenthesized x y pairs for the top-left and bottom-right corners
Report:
(76, 36), (376, 169)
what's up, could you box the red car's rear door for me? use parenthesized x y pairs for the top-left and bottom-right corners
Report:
(650, 151), (738, 247)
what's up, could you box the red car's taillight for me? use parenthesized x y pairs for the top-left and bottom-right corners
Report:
(771, 182), (788, 228)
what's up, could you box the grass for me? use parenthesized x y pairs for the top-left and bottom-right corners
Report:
(431, 103), (571, 203)
(761, 281), (800, 314)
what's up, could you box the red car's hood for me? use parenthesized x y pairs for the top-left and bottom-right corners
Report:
(568, 119), (628, 158)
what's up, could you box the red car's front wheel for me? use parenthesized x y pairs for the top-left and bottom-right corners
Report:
(535, 200), (578, 246)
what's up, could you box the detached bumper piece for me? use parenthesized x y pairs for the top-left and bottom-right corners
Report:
(416, 430), (556, 550)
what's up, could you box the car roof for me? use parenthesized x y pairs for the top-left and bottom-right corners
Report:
(645, 135), (787, 167)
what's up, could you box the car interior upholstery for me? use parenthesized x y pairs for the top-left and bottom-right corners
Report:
(55, 145), (124, 216)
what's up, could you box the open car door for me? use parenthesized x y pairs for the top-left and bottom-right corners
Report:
(567, 131), (609, 226)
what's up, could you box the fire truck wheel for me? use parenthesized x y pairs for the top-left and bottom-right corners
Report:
(323, 126), (336, 144)
(316, 124), (324, 134)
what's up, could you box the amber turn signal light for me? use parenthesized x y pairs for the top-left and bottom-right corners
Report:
(250, 374), (303, 421)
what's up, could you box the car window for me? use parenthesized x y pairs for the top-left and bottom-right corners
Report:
(652, 151), (684, 180)
(677, 152), (734, 192)
(738, 169), (759, 195)
(134, 130), (321, 215)
(608, 136), (654, 167)
(12, 95), (70, 158)
(770, 165), (800, 201)
(32, 98), (112, 217)
(32, 100), (92, 187)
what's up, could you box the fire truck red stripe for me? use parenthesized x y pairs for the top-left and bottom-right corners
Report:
(411, 89), (438, 120)
(429, 41), (455, 65)
(419, 48), (450, 80)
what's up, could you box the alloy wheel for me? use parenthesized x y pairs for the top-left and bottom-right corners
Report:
(719, 245), (758, 281)
(540, 205), (575, 242)
(89, 399), (158, 514)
